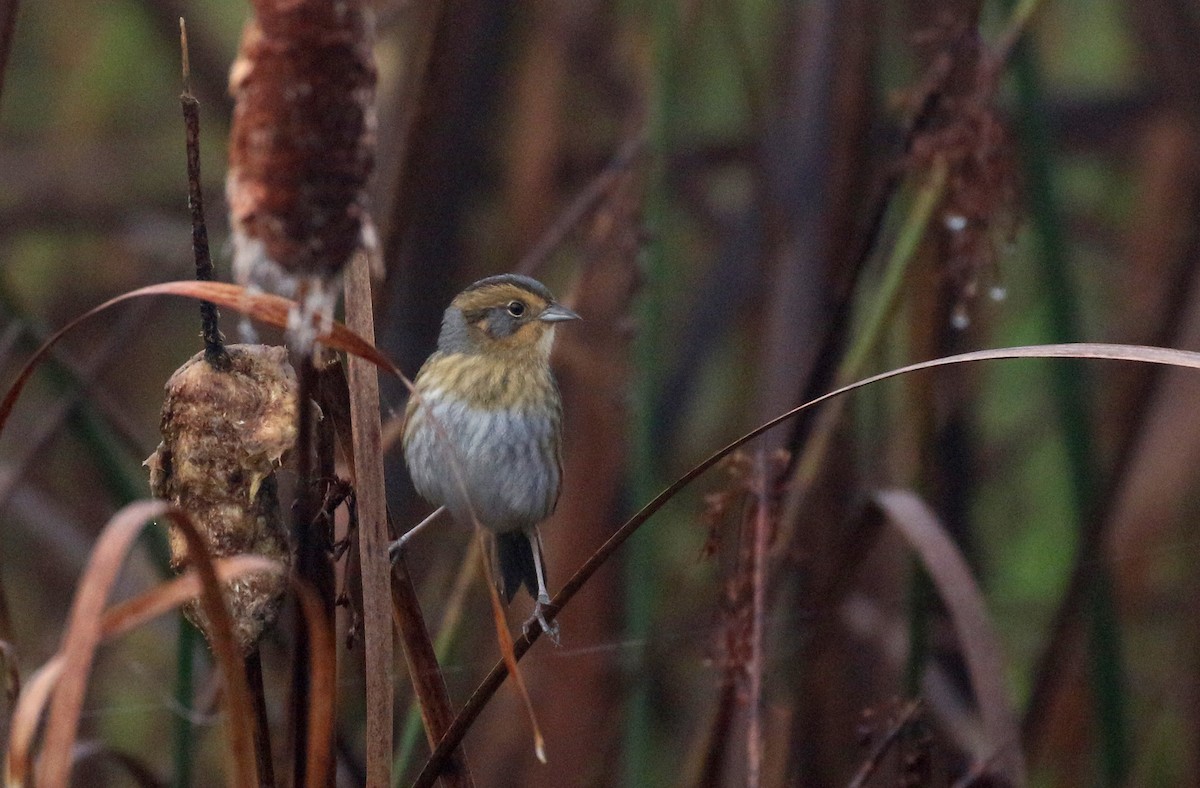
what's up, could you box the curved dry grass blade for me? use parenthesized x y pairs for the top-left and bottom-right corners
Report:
(871, 490), (1026, 785)
(290, 575), (336, 788)
(413, 341), (1200, 784)
(102, 556), (281, 641)
(479, 534), (545, 763)
(4, 555), (277, 787)
(0, 280), (405, 440)
(36, 501), (259, 788)
(72, 740), (165, 787)
(6, 660), (62, 786)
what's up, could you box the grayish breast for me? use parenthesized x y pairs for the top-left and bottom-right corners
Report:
(404, 387), (562, 533)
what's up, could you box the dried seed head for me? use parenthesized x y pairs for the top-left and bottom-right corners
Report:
(226, 0), (377, 296)
(147, 344), (297, 653)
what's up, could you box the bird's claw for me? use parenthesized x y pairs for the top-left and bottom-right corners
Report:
(525, 594), (560, 645)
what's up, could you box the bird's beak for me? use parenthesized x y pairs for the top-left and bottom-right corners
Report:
(539, 303), (581, 323)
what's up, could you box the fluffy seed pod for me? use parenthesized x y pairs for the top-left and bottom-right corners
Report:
(146, 344), (297, 653)
(226, 0), (377, 291)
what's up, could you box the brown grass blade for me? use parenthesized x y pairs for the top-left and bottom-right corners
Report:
(289, 574), (336, 788)
(32, 501), (260, 787)
(389, 550), (475, 785)
(0, 279), (405, 440)
(413, 341), (1200, 783)
(6, 660), (61, 787)
(342, 253), (395, 784)
(5, 552), (279, 787)
(102, 556), (281, 641)
(870, 490), (1025, 784)
(480, 534), (545, 763)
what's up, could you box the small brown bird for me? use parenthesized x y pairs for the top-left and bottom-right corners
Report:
(395, 274), (579, 637)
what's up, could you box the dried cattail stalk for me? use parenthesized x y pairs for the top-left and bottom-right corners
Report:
(146, 345), (297, 653)
(227, 0), (377, 314)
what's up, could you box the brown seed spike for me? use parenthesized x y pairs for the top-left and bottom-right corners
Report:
(227, 0), (377, 288)
(147, 344), (297, 653)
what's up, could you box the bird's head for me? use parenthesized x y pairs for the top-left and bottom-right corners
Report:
(438, 273), (580, 359)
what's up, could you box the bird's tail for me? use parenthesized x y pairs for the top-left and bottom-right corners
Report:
(492, 529), (544, 603)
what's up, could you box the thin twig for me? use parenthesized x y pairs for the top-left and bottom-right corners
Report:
(516, 136), (646, 277)
(847, 699), (923, 788)
(179, 18), (227, 369)
(289, 353), (321, 787)
(244, 649), (275, 788)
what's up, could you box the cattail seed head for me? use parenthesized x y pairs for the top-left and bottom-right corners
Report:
(146, 344), (297, 653)
(226, 0), (377, 297)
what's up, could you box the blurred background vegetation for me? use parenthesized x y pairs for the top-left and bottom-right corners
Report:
(3, 0), (1200, 785)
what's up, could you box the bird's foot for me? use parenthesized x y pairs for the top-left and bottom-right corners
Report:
(386, 535), (407, 564)
(525, 594), (560, 645)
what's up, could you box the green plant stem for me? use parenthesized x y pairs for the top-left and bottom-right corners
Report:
(1011, 35), (1127, 786)
(172, 621), (198, 788)
(623, 2), (679, 785)
(784, 157), (949, 509)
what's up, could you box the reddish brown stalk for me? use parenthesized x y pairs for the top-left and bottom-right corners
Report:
(342, 252), (474, 785)
(389, 553), (474, 785)
(342, 253), (398, 785)
(287, 349), (336, 787)
(290, 574), (336, 788)
(747, 450), (770, 788)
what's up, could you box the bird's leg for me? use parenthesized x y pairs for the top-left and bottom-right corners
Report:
(388, 505), (446, 562)
(529, 528), (560, 645)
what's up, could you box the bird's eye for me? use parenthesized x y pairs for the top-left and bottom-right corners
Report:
(506, 300), (526, 318)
